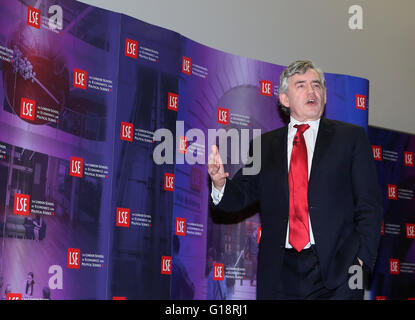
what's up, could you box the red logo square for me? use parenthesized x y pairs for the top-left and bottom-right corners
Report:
(182, 56), (191, 75)
(387, 184), (397, 200)
(404, 151), (414, 167)
(120, 122), (134, 142)
(13, 194), (30, 216)
(356, 94), (367, 110)
(213, 263), (225, 281)
(168, 92), (179, 111)
(175, 217), (186, 236)
(20, 98), (36, 121)
(217, 107), (229, 125)
(69, 157), (83, 178)
(389, 258), (399, 275)
(116, 208), (130, 228)
(73, 68), (87, 90)
(6, 293), (22, 300)
(27, 6), (40, 29)
(178, 136), (188, 154)
(372, 145), (382, 161)
(164, 173), (174, 192)
(260, 80), (273, 97)
(406, 223), (415, 239)
(161, 256), (172, 275)
(125, 38), (138, 59)
(67, 248), (81, 269)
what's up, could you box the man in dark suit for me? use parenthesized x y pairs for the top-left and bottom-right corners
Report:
(208, 60), (382, 300)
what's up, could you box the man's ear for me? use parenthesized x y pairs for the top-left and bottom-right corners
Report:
(279, 92), (290, 108)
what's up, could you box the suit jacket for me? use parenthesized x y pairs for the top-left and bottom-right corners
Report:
(211, 117), (382, 299)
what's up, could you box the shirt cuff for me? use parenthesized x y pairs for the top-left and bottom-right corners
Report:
(211, 181), (226, 205)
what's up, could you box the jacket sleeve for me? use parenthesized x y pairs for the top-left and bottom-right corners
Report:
(210, 169), (260, 213)
(352, 127), (383, 272)
(209, 139), (261, 213)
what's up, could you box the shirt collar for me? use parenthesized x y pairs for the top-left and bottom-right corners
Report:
(289, 116), (321, 133)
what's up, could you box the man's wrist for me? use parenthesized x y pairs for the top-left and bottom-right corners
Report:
(211, 181), (226, 205)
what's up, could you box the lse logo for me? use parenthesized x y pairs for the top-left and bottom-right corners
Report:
(14, 194), (30, 216)
(389, 259), (399, 275)
(73, 69), (87, 90)
(116, 208), (130, 228)
(168, 92), (179, 111)
(67, 248), (81, 269)
(69, 157), (83, 178)
(125, 38), (138, 59)
(178, 136), (188, 154)
(372, 145), (382, 161)
(6, 293), (22, 300)
(404, 151), (414, 167)
(356, 94), (367, 110)
(27, 6), (40, 29)
(161, 256), (172, 275)
(20, 98), (36, 121)
(213, 263), (224, 281)
(164, 173), (174, 192)
(406, 223), (415, 239)
(260, 80), (273, 97)
(175, 217), (186, 236)
(27, 5), (63, 31)
(217, 107), (229, 125)
(120, 122), (134, 142)
(387, 184), (397, 200)
(182, 56), (191, 75)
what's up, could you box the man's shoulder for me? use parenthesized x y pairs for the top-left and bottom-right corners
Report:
(321, 117), (366, 135)
(259, 125), (287, 140)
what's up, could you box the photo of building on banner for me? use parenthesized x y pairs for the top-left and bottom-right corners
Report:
(108, 14), (180, 300)
(0, 0), (119, 299)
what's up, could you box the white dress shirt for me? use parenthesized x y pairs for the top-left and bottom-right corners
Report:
(211, 116), (321, 250)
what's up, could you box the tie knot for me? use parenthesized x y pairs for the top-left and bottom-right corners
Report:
(294, 124), (310, 135)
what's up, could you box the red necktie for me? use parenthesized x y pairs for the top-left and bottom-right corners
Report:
(288, 124), (310, 252)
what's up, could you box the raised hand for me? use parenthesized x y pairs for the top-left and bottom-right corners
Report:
(207, 145), (229, 190)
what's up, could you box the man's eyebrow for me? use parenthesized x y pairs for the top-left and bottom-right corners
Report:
(294, 80), (306, 85)
(294, 79), (321, 85)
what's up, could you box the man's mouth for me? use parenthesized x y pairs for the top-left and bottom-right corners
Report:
(306, 98), (317, 105)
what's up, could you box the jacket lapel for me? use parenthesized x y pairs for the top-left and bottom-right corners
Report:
(272, 125), (289, 200)
(309, 117), (335, 184)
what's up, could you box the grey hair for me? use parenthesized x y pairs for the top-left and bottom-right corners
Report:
(278, 60), (326, 115)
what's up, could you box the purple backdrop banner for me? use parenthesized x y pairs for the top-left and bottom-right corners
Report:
(0, 0), (369, 300)
(368, 126), (415, 300)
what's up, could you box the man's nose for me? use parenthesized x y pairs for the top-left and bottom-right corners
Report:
(306, 83), (316, 94)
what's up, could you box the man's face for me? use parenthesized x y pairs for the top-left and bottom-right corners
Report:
(279, 68), (326, 122)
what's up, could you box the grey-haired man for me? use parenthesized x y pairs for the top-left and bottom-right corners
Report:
(208, 60), (382, 299)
